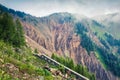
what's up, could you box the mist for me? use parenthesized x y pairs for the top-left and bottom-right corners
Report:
(0, 0), (120, 17)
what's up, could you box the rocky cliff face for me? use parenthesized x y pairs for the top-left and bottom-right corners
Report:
(20, 13), (117, 80)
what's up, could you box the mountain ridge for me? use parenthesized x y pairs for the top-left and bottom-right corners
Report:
(0, 4), (120, 80)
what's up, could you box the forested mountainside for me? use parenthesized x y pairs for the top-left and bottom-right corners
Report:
(0, 4), (120, 80)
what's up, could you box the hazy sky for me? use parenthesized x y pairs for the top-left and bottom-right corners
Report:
(0, 0), (120, 17)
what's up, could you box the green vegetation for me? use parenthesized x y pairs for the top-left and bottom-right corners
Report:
(75, 22), (120, 77)
(96, 46), (120, 77)
(14, 19), (25, 47)
(90, 25), (106, 39)
(81, 19), (120, 77)
(104, 33), (120, 47)
(80, 33), (95, 54)
(97, 33), (120, 77)
(0, 69), (13, 80)
(34, 48), (38, 53)
(75, 22), (88, 35)
(94, 51), (107, 69)
(51, 54), (96, 80)
(0, 12), (25, 47)
(0, 40), (54, 80)
(75, 22), (95, 54)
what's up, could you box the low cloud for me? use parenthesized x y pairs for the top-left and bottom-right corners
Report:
(0, 0), (120, 17)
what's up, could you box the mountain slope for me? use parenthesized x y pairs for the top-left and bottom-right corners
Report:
(21, 13), (118, 80)
(0, 4), (120, 80)
(93, 12), (120, 39)
(0, 4), (95, 80)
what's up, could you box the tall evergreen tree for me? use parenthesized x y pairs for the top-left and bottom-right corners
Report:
(13, 19), (25, 47)
(0, 12), (16, 44)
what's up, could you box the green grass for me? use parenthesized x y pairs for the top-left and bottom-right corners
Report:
(90, 25), (106, 39)
(94, 51), (107, 69)
(90, 24), (120, 39)
(0, 40), (54, 80)
(0, 69), (12, 80)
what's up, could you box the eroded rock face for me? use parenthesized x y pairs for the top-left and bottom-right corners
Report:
(21, 15), (117, 80)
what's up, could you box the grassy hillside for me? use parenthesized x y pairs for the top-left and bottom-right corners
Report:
(0, 11), (53, 80)
(0, 40), (54, 80)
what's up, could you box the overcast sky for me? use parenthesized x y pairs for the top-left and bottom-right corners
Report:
(0, 0), (120, 17)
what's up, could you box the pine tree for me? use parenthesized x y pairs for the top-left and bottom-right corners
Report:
(75, 64), (82, 74)
(0, 12), (16, 44)
(13, 19), (25, 47)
